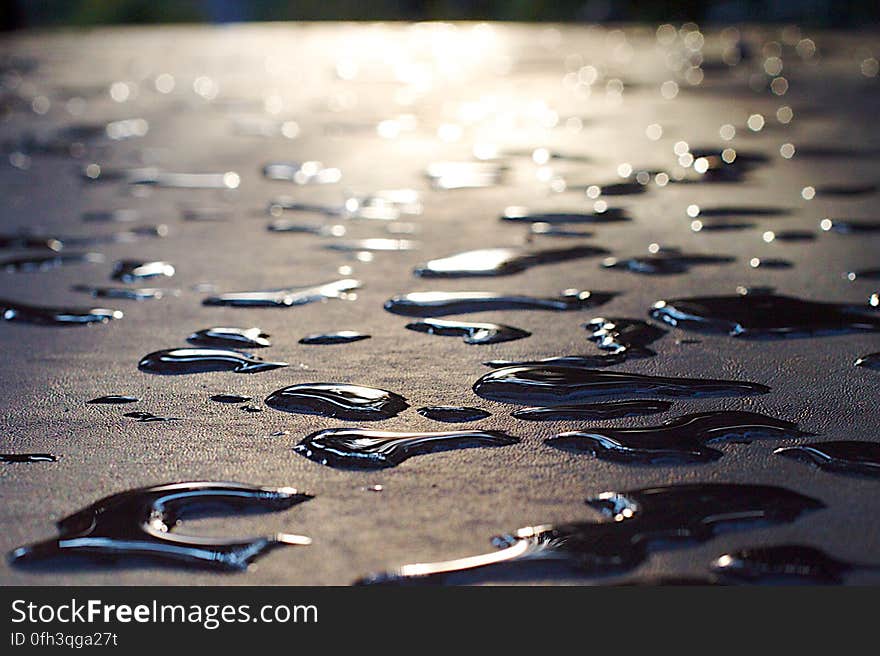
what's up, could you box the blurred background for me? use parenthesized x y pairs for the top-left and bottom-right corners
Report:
(2, 1), (879, 30)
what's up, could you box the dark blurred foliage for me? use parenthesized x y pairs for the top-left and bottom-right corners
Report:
(2, 0), (878, 30)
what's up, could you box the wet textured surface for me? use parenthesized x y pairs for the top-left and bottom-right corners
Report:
(417, 406), (492, 423)
(406, 318), (531, 345)
(774, 441), (880, 477)
(384, 290), (614, 317)
(138, 348), (287, 375)
(474, 366), (769, 404)
(295, 428), (518, 469)
(546, 411), (808, 464)
(651, 292), (880, 338)
(9, 482), (313, 570)
(265, 383), (409, 420)
(2, 23), (879, 586)
(358, 483), (823, 584)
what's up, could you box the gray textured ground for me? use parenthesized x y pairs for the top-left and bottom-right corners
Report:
(0, 23), (878, 585)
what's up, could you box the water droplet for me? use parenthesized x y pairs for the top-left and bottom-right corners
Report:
(51, 225), (168, 249)
(417, 406), (491, 423)
(1, 252), (103, 273)
(415, 245), (608, 278)
(529, 223), (594, 238)
(181, 206), (234, 222)
(211, 394), (252, 403)
(426, 162), (504, 189)
(267, 220), (346, 236)
(87, 395), (139, 404)
(0, 234), (63, 251)
(1, 453), (57, 463)
(265, 383), (408, 420)
(473, 366), (769, 404)
(81, 209), (142, 223)
(585, 317), (667, 356)
(749, 257), (792, 269)
(547, 411), (808, 464)
(263, 161), (341, 185)
(202, 279), (361, 308)
(187, 327), (271, 349)
(9, 482), (312, 570)
(587, 181), (647, 197)
(111, 260), (174, 283)
(406, 318), (531, 345)
(712, 545), (871, 584)
(124, 411), (180, 422)
(846, 269), (880, 283)
(501, 207), (628, 224)
(855, 352), (880, 370)
(384, 289), (615, 317)
(812, 183), (878, 198)
(138, 348), (287, 375)
(299, 331), (370, 345)
(602, 250), (734, 275)
(764, 229), (815, 242)
(690, 220), (754, 232)
(483, 353), (631, 368)
(295, 428), (518, 469)
(1, 298), (123, 326)
(513, 400), (672, 421)
(820, 219), (880, 234)
(357, 483), (822, 584)
(787, 146), (880, 159)
(72, 285), (172, 301)
(689, 206), (787, 218)
(774, 441), (880, 477)
(325, 239), (418, 252)
(651, 292), (880, 338)
(83, 166), (240, 189)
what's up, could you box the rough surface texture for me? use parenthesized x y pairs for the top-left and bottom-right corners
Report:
(0, 23), (878, 585)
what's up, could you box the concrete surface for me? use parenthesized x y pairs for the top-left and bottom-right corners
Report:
(0, 23), (878, 585)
